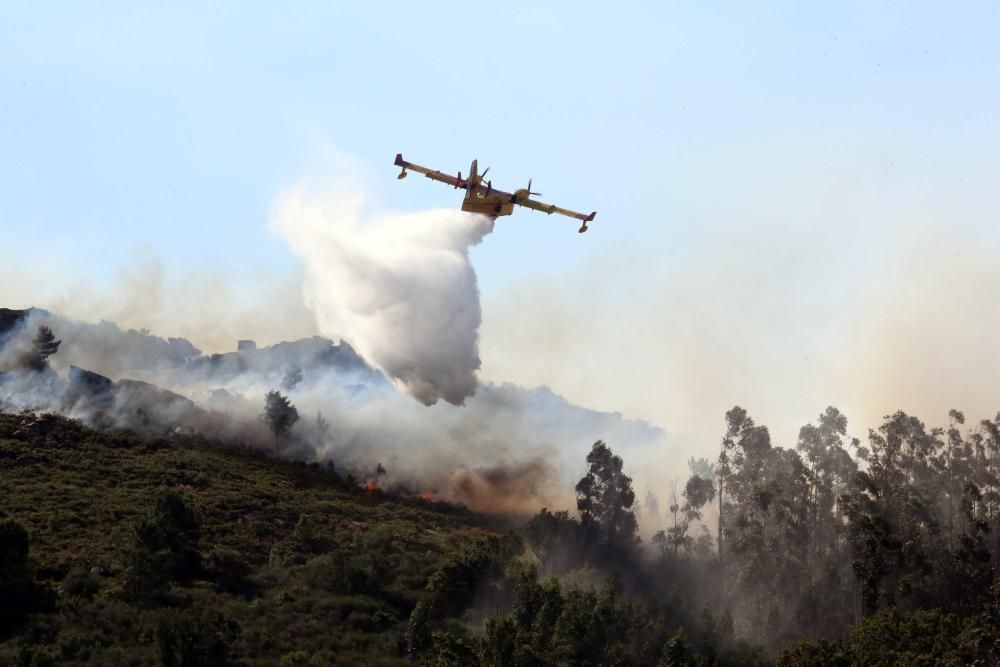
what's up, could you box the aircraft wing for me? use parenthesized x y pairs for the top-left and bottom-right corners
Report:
(395, 154), (467, 189)
(512, 194), (597, 224)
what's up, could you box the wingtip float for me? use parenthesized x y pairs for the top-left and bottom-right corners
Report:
(394, 153), (597, 234)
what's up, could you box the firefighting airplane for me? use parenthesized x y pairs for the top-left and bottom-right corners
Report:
(394, 154), (597, 233)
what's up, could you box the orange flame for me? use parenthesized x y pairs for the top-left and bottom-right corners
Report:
(362, 479), (378, 492)
(420, 490), (434, 501)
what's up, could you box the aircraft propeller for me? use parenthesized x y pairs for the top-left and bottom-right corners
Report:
(526, 179), (542, 197)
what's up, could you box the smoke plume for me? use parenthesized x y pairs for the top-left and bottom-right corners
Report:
(1, 304), (665, 517)
(439, 458), (568, 518)
(272, 184), (494, 406)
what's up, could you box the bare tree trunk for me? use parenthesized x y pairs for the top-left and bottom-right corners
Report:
(717, 477), (724, 560)
(947, 433), (954, 549)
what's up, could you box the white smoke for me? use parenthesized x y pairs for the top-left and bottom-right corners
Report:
(272, 182), (494, 406)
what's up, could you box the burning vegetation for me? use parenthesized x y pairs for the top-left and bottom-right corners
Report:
(2, 309), (1000, 664)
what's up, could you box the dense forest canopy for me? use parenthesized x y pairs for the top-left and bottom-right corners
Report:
(3, 400), (1000, 665)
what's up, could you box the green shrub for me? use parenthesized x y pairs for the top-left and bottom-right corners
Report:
(775, 638), (850, 667)
(155, 608), (238, 667)
(302, 550), (381, 597)
(207, 547), (253, 594)
(122, 488), (202, 603)
(268, 539), (304, 567)
(150, 487), (202, 578)
(291, 514), (332, 554)
(55, 628), (102, 661)
(14, 643), (58, 667)
(848, 609), (968, 666)
(279, 649), (312, 666)
(122, 517), (174, 603)
(62, 567), (101, 601)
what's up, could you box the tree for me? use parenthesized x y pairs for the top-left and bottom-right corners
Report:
(576, 441), (639, 557)
(796, 408), (858, 576)
(281, 364), (303, 391)
(0, 516), (34, 634)
(656, 474), (717, 559)
(404, 598), (433, 658)
(263, 390), (299, 454)
(27, 325), (61, 370)
(841, 412), (940, 616)
(712, 407), (838, 645)
(976, 413), (1000, 563)
(643, 490), (662, 533)
(152, 487), (201, 577)
(123, 488), (201, 604)
(659, 475), (713, 558)
(525, 508), (585, 573)
(660, 630), (692, 667)
(947, 482), (992, 614)
(684, 474), (715, 511)
(480, 614), (519, 667)
(716, 407), (771, 560)
(315, 411), (330, 439)
(688, 457), (716, 481)
(123, 516), (174, 604)
(0, 517), (29, 589)
(792, 407), (860, 635)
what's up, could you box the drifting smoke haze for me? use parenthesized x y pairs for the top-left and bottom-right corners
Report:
(0, 157), (665, 518)
(0, 305), (646, 518)
(0, 254), (318, 357)
(443, 458), (557, 517)
(479, 158), (1000, 451)
(4, 146), (998, 523)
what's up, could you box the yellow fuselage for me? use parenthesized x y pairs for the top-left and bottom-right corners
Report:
(461, 190), (515, 218)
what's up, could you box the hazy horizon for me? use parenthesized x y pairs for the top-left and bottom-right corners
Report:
(3, 2), (998, 451)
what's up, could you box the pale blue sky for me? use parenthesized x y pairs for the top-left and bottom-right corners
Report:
(3, 2), (1000, 444)
(4, 2), (997, 285)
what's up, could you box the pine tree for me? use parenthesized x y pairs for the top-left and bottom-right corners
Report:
(315, 411), (330, 448)
(28, 325), (61, 370)
(263, 390), (299, 454)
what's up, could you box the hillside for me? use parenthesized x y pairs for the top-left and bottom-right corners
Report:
(6, 314), (1000, 666)
(0, 412), (510, 666)
(0, 307), (669, 509)
(5, 411), (1000, 666)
